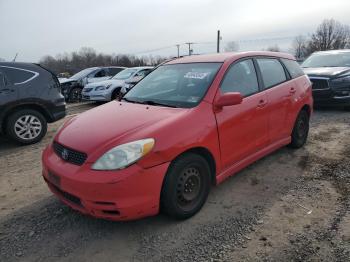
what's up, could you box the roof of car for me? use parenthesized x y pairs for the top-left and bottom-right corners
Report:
(313, 49), (350, 55)
(128, 66), (154, 70)
(165, 51), (295, 64)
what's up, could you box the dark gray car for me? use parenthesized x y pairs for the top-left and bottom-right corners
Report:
(0, 62), (66, 144)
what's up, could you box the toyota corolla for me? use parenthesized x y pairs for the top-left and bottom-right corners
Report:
(42, 51), (313, 221)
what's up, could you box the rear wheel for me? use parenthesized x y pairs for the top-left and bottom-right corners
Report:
(161, 153), (211, 219)
(6, 109), (47, 145)
(68, 87), (82, 102)
(289, 109), (309, 148)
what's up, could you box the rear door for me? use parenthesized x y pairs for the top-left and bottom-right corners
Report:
(255, 58), (291, 142)
(215, 59), (269, 169)
(0, 67), (19, 105)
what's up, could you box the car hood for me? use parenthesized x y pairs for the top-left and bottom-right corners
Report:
(303, 67), (350, 78)
(55, 101), (187, 156)
(84, 79), (125, 89)
(59, 78), (77, 84)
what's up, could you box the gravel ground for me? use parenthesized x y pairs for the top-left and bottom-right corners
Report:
(0, 106), (349, 262)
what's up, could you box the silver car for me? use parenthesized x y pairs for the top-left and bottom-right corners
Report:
(82, 66), (153, 101)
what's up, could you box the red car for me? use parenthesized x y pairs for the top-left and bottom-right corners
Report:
(42, 51), (313, 221)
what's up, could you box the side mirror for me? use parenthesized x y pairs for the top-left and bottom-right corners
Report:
(214, 92), (243, 108)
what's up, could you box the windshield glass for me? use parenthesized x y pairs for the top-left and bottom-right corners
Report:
(124, 63), (222, 108)
(112, 68), (138, 80)
(302, 52), (350, 68)
(70, 68), (96, 80)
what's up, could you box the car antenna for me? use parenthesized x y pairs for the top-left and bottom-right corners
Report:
(12, 53), (18, 62)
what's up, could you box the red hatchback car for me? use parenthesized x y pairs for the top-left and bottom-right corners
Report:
(42, 51), (313, 221)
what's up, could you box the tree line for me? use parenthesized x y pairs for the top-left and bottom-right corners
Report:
(39, 47), (168, 75)
(224, 18), (350, 60)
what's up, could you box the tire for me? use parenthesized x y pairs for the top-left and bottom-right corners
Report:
(111, 88), (121, 101)
(6, 109), (47, 145)
(289, 109), (309, 149)
(68, 87), (82, 102)
(161, 153), (211, 219)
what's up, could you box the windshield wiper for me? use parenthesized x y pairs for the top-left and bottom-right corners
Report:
(139, 100), (178, 108)
(122, 98), (178, 108)
(121, 97), (138, 103)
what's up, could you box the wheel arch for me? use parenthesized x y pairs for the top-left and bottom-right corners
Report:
(169, 147), (217, 186)
(1, 103), (51, 134)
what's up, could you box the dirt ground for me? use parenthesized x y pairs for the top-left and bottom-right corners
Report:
(0, 104), (349, 262)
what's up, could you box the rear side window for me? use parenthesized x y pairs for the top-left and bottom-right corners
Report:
(220, 59), (259, 97)
(281, 59), (305, 78)
(109, 67), (124, 76)
(1, 66), (36, 84)
(256, 58), (287, 89)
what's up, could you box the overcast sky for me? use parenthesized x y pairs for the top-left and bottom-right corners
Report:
(1, 0), (350, 62)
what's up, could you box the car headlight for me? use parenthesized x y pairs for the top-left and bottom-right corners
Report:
(331, 74), (350, 83)
(92, 138), (155, 170)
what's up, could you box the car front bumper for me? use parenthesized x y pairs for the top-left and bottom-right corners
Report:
(313, 89), (350, 107)
(42, 144), (170, 221)
(82, 91), (111, 101)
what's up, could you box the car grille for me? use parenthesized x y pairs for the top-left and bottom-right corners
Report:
(309, 78), (329, 90)
(84, 88), (93, 92)
(53, 141), (87, 166)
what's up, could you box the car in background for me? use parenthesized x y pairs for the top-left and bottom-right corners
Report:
(82, 66), (153, 102)
(119, 69), (153, 97)
(42, 51), (312, 221)
(302, 50), (350, 109)
(0, 62), (66, 144)
(60, 66), (126, 102)
(57, 72), (71, 82)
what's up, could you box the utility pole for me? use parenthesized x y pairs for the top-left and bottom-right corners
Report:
(12, 53), (18, 62)
(176, 44), (180, 58)
(217, 30), (222, 53)
(185, 42), (194, 56)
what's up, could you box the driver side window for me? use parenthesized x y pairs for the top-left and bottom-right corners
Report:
(220, 59), (259, 97)
(94, 69), (107, 78)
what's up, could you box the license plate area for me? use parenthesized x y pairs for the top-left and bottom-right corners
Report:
(47, 170), (61, 187)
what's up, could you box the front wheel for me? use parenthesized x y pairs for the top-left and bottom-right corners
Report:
(68, 87), (82, 102)
(289, 109), (309, 148)
(6, 109), (47, 145)
(161, 153), (211, 219)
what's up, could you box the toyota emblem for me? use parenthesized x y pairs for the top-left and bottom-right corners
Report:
(61, 149), (69, 160)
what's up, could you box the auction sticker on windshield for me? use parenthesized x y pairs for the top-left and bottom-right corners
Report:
(184, 72), (209, 79)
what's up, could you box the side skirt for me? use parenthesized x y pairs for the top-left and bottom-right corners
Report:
(216, 137), (291, 185)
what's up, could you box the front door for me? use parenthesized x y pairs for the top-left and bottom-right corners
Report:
(215, 59), (269, 170)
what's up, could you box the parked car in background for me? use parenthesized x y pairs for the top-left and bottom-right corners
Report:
(119, 68), (153, 97)
(42, 51), (312, 221)
(82, 66), (153, 102)
(60, 66), (126, 102)
(302, 50), (350, 109)
(0, 62), (66, 144)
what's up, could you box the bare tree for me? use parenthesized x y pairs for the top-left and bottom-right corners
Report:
(39, 47), (167, 74)
(224, 41), (239, 52)
(307, 19), (350, 54)
(292, 35), (308, 60)
(266, 45), (280, 52)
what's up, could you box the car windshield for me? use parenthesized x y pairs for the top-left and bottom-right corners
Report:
(302, 52), (350, 68)
(112, 68), (138, 80)
(70, 68), (97, 80)
(124, 63), (222, 108)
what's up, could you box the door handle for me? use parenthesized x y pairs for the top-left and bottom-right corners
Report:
(257, 99), (267, 108)
(289, 87), (296, 94)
